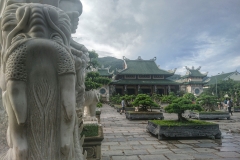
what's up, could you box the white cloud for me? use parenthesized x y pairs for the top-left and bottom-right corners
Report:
(75, 0), (240, 76)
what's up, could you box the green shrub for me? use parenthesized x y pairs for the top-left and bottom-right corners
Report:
(132, 94), (158, 111)
(81, 124), (99, 137)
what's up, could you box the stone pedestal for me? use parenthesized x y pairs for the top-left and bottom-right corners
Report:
(83, 126), (104, 160)
(187, 111), (230, 120)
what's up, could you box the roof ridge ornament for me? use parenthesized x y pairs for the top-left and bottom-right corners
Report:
(150, 57), (157, 61)
(196, 66), (201, 70)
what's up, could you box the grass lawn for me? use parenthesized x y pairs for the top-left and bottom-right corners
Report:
(150, 119), (214, 126)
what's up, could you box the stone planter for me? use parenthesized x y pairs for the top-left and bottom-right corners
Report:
(116, 106), (135, 112)
(187, 111), (230, 120)
(146, 121), (221, 140)
(83, 126), (104, 160)
(233, 107), (240, 112)
(125, 111), (164, 120)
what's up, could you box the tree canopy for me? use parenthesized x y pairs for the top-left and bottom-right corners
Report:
(132, 94), (158, 111)
(165, 97), (202, 121)
(196, 93), (218, 111)
(85, 72), (111, 91)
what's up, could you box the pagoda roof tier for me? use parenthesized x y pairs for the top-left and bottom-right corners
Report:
(98, 69), (113, 76)
(182, 66), (208, 78)
(117, 56), (176, 77)
(110, 79), (180, 85)
(97, 65), (114, 77)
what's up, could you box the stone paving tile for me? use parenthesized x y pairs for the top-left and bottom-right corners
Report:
(166, 144), (179, 149)
(164, 153), (195, 160)
(147, 148), (173, 154)
(214, 151), (240, 158)
(178, 140), (200, 143)
(101, 145), (110, 151)
(119, 141), (140, 145)
(127, 137), (146, 141)
(192, 147), (218, 152)
(110, 145), (132, 150)
(100, 105), (240, 159)
(189, 152), (220, 159)
(171, 148), (197, 153)
(123, 149), (149, 155)
(111, 155), (140, 160)
(174, 144), (194, 148)
(215, 147), (240, 152)
(132, 144), (155, 150)
(197, 139), (216, 143)
(102, 156), (111, 160)
(102, 150), (124, 156)
(139, 155), (168, 160)
(221, 142), (239, 147)
(104, 138), (127, 142)
(102, 142), (120, 145)
(152, 144), (168, 149)
(144, 137), (159, 141)
(195, 142), (219, 148)
(139, 140), (161, 145)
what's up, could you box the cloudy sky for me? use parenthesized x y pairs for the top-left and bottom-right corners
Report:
(73, 0), (240, 76)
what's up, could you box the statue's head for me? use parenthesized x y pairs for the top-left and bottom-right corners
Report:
(59, 0), (82, 33)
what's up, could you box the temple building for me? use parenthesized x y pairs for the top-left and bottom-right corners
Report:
(110, 56), (179, 95)
(204, 70), (240, 87)
(177, 66), (208, 95)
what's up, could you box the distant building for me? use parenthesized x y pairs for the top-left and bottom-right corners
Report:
(177, 66), (208, 95)
(204, 71), (240, 87)
(110, 56), (179, 95)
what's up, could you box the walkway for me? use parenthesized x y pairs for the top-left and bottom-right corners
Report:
(100, 104), (240, 160)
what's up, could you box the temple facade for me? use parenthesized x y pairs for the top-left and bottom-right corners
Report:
(110, 56), (179, 95)
(177, 66), (208, 95)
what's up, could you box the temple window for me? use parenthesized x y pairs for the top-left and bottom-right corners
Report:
(138, 75), (151, 79)
(125, 75), (136, 79)
(153, 75), (164, 79)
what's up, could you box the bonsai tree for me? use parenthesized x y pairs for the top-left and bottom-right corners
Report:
(132, 94), (158, 111)
(85, 72), (111, 91)
(151, 93), (162, 106)
(120, 94), (136, 107)
(161, 92), (177, 104)
(196, 93), (218, 111)
(183, 93), (196, 101)
(110, 94), (122, 104)
(87, 50), (99, 69)
(165, 97), (202, 121)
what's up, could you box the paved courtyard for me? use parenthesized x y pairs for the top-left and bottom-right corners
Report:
(101, 104), (240, 160)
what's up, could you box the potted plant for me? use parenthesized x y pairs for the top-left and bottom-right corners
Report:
(125, 94), (164, 120)
(188, 94), (230, 120)
(147, 97), (221, 140)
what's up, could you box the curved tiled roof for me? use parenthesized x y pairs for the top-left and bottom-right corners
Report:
(98, 69), (113, 76)
(117, 59), (174, 76)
